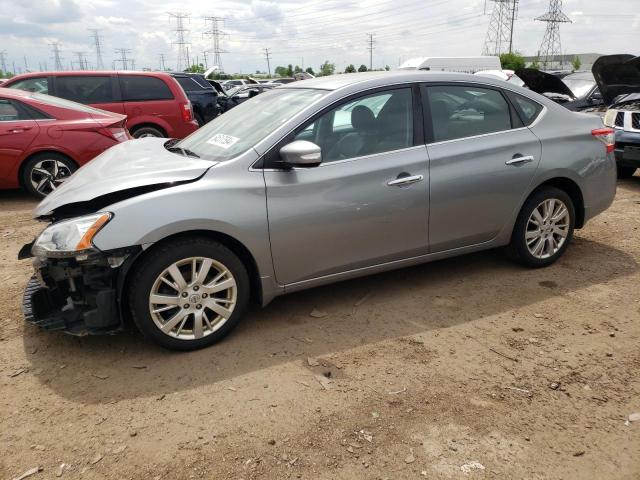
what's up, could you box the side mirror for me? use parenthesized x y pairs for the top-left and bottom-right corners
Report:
(279, 140), (322, 168)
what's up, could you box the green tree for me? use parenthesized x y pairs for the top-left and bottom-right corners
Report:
(529, 59), (540, 70)
(319, 61), (335, 76)
(358, 64), (368, 72)
(186, 63), (205, 73)
(499, 52), (525, 71)
(344, 64), (356, 73)
(571, 56), (582, 72)
(305, 67), (315, 76)
(275, 66), (288, 77)
(286, 64), (294, 77)
(384, 65), (390, 71)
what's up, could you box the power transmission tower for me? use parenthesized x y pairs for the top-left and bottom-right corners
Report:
(159, 53), (167, 71)
(88, 29), (105, 69)
(74, 52), (89, 70)
(115, 48), (132, 70)
(50, 42), (64, 70)
(168, 12), (191, 71)
(367, 33), (375, 70)
(130, 59), (136, 70)
(204, 16), (227, 72)
(0, 51), (7, 73)
(202, 51), (208, 69)
(535, 0), (571, 69)
(263, 48), (272, 77)
(482, 0), (518, 56)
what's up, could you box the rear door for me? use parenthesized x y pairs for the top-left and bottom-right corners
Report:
(0, 98), (40, 182)
(118, 74), (176, 130)
(423, 83), (542, 252)
(52, 75), (125, 114)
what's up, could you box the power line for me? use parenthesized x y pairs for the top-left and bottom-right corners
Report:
(367, 33), (375, 70)
(50, 42), (64, 70)
(115, 48), (132, 70)
(168, 12), (191, 71)
(263, 48), (272, 76)
(482, 0), (518, 56)
(88, 29), (105, 70)
(535, 0), (572, 69)
(204, 16), (227, 72)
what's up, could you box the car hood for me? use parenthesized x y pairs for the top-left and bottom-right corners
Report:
(592, 54), (640, 105)
(515, 68), (576, 100)
(35, 138), (216, 218)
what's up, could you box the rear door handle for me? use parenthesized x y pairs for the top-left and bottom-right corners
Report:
(506, 155), (534, 166)
(387, 174), (424, 187)
(7, 126), (33, 134)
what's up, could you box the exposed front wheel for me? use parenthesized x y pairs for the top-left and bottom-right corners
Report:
(22, 152), (77, 198)
(509, 187), (575, 268)
(127, 237), (250, 350)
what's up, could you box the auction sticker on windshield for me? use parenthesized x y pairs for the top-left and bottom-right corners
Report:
(207, 134), (240, 149)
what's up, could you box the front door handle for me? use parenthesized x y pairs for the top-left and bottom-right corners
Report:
(387, 174), (424, 187)
(506, 155), (534, 166)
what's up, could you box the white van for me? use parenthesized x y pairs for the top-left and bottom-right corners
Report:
(398, 56), (501, 74)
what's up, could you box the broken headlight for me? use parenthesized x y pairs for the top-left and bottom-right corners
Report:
(32, 212), (112, 258)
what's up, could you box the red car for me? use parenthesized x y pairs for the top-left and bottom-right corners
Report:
(0, 87), (131, 197)
(3, 71), (199, 139)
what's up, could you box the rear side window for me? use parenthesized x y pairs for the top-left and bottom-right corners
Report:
(506, 91), (543, 126)
(55, 76), (114, 104)
(7, 77), (49, 94)
(426, 85), (512, 142)
(119, 75), (174, 101)
(14, 100), (52, 119)
(0, 100), (23, 121)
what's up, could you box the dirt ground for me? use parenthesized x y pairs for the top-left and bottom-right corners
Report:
(1, 179), (639, 480)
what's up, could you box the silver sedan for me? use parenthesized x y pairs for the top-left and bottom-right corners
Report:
(23, 71), (617, 350)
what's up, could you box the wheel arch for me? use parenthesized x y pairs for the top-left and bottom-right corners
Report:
(129, 122), (168, 138)
(533, 177), (585, 229)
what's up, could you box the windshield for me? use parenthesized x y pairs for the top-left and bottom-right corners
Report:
(563, 75), (595, 99)
(175, 88), (327, 161)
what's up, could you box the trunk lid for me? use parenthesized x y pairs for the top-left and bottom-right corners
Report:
(592, 54), (640, 105)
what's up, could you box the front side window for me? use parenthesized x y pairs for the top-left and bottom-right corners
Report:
(427, 85), (512, 142)
(7, 77), (49, 94)
(294, 88), (414, 163)
(175, 88), (326, 162)
(119, 76), (174, 101)
(55, 76), (114, 103)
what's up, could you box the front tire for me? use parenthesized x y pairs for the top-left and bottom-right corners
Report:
(21, 152), (77, 198)
(509, 187), (575, 268)
(617, 166), (636, 179)
(127, 237), (250, 351)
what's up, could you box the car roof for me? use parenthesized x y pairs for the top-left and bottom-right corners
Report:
(279, 70), (511, 91)
(5, 70), (172, 80)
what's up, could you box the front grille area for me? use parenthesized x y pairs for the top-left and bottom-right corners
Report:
(615, 111), (625, 127)
(633, 113), (640, 130)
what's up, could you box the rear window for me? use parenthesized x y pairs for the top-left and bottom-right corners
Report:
(506, 91), (544, 126)
(119, 75), (174, 101)
(55, 76), (114, 104)
(175, 76), (211, 91)
(7, 77), (50, 94)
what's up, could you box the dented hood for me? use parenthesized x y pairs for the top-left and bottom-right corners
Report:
(35, 138), (215, 217)
(515, 68), (576, 100)
(592, 54), (640, 105)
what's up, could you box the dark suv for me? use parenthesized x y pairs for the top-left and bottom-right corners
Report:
(169, 73), (221, 126)
(4, 71), (199, 138)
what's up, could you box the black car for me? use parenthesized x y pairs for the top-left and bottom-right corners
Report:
(170, 72), (221, 126)
(598, 56), (640, 178)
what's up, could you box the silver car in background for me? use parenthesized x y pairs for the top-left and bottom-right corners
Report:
(21, 71), (617, 350)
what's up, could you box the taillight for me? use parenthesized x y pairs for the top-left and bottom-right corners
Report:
(592, 128), (615, 154)
(181, 102), (194, 122)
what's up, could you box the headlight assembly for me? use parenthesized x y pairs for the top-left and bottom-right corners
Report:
(31, 212), (112, 258)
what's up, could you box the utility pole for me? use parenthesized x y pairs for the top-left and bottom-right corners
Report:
(23, 56), (28, 72)
(202, 51), (208, 69)
(263, 48), (272, 77)
(367, 33), (375, 70)
(535, 0), (572, 69)
(168, 12), (191, 72)
(482, 0), (518, 56)
(115, 48), (132, 70)
(159, 53), (167, 71)
(50, 42), (64, 70)
(88, 29), (105, 69)
(0, 51), (7, 73)
(204, 16), (227, 72)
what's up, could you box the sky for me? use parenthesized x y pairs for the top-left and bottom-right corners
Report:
(0, 0), (638, 75)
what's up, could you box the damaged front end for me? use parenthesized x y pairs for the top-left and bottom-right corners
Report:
(22, 247), (139, 335)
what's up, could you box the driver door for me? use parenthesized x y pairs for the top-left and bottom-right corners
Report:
(263, 86), (430, 286)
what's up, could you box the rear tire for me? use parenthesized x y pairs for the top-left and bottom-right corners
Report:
(508, 187), (575, 268)
(127, 237), (250, 351)
(132, 126), (165, 138)
(21, 152), (77, 198)
(617, 165), (636, 179)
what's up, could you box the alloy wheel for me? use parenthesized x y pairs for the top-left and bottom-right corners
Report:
(149, 257), (237, 340)
(525, 198), (570, 260)
(30, 159), (72, 196)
